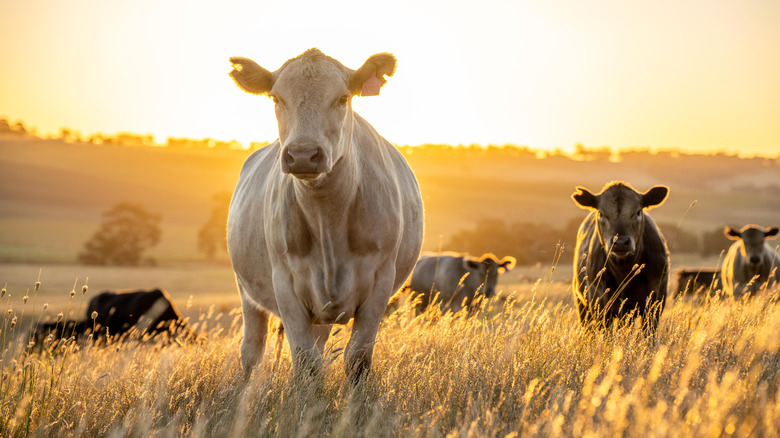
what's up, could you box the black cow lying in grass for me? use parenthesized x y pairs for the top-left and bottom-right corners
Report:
(675, 268), (721, 296)
(30, 320), (92, 347)
(87, 288), (188, 339)
(30, 288), (191, 349)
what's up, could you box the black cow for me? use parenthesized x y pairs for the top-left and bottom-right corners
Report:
(29, 320), (92, 349)
(675, 268), (721, 296)
(572, 182), (670, 335)
(87, 288), (187, 340)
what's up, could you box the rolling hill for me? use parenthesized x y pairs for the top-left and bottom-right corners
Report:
(1, 134), (779, 264)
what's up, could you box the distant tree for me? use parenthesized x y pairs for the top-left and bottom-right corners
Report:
(12, 121), (27, 135)
(78, 202), (162, 266)
(0, 118), (11, 133)
(198, 192), (231, 259)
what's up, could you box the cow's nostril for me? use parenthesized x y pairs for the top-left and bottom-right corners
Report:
(284, 149), (295, 167)
(750, 256), (761, 264)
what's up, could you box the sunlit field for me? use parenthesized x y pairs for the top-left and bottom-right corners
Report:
(2, 269), (780, 437)
(2, 137), (779, 436)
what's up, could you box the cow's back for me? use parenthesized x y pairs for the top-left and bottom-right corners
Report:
(87, 288), (180, 334)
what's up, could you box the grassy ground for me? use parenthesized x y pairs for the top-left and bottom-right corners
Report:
(1, 268), (779, 437)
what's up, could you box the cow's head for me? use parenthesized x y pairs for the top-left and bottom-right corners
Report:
(230, 49), (395, 183)
(572, 182), (669, 260)
(724, 225), (779, 267)
(463, 254), (516, 298)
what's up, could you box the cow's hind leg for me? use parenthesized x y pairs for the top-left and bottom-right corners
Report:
(272, 322), (284, 372)
(240, 300), (270, 378)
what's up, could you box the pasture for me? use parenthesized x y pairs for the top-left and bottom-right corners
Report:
(2, 137), (780, 435)
(2, 266), (780, 436)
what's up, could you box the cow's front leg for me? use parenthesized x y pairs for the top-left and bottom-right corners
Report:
(276, 296), (324, 377)
(344, 274), (394, 383)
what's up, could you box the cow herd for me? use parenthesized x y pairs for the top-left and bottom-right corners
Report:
(36, 49), (777, 385)
(224, 48), (780, 380)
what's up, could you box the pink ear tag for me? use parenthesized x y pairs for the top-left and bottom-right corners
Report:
(361, 70), (382, 96)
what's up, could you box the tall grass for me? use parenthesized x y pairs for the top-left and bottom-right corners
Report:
(1, 275), (780, 437)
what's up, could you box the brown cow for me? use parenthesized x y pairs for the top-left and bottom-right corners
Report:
(572, 182), (670, 334)
(228, 49), (424, 380)
(407, 252), (516, 314)
(721, 225), (780, 297)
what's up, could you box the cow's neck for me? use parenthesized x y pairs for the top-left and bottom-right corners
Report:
(289, 136), (359, 254)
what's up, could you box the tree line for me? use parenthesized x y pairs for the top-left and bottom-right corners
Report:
(77, 197), (731, 267)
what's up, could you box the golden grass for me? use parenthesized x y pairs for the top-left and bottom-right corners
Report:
(2, 276), (780, 437)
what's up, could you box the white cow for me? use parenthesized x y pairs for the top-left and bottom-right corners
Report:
(227, 49), (424, 381)
(721, 225), (780, 297)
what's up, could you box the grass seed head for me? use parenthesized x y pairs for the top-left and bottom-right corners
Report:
(82, 285), (88, 294)
(23, 295), (28, 304)
(91, 311), (98, 320)
(43, 303), (48, 311)
(34, 281), (41, 293)
(1, 288), (5, 298)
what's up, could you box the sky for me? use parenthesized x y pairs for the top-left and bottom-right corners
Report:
(1, 0), (779, 156)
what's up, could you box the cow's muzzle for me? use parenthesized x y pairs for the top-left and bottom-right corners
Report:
(609, 235), (635, 257)
(281, 145), (326, 177)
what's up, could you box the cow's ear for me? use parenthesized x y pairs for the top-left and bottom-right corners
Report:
(499, 256), (517, 273)
(230, 57), (273, 95)
(464, 258), (481, 270)
(572, 187), (598, 210)
(765, 227), (780, 239)
(479, 253), (498, 263)
(724, 226), (742, 240)
(351, 53), (396, 96)
(641, 185), (669, 209)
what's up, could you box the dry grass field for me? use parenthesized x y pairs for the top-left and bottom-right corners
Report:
(2, 269), (780, 437)
(2, 136), (780, 436)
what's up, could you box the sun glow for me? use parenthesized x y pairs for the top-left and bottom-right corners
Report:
(1, 0), (779, 155)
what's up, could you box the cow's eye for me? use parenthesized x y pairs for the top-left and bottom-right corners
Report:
(338, 95), (349, 106)
(635, 210), (642, 218)
(271, 95), (279, 104)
